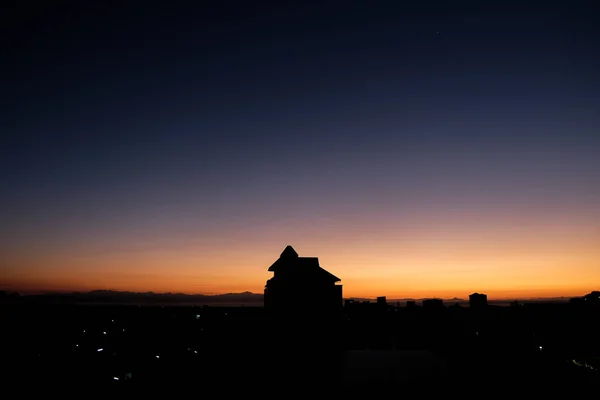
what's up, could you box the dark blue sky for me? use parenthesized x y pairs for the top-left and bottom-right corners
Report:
(2, 1), (600, 295)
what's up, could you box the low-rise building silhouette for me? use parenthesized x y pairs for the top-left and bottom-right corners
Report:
(422, 298), (444, 309)
(570, 291), (600, 306)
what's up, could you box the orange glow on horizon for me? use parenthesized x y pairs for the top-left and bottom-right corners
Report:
(2, 205), (599, 300)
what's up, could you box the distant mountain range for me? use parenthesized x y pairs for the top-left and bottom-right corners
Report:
(3, 290), (575, 306)
(14, 290), (264, 306)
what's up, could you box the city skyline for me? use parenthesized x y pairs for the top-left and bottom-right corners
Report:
(2, 241), (596, 300)
(2, 2), (599, 299)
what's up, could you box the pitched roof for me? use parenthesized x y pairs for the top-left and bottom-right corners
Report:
(298, 257), (341, 282)
(280, 245), (298, 259)
(268, 246), (341, 282)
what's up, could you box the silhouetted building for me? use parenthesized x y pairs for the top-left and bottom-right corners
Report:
(570, 291), (600, 306)
(345, 299), (387, 318)
(583, 291), (600, 304)
(422, 299), (444, 309)
(264, 245), (342, 319)
(469, 293), (488, 309)
(406, 300), (416, 308)
(377, 296), (387, 306)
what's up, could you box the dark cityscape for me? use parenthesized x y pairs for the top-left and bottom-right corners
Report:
(3, 0), (600, 395)
(2, 246), (599, 393)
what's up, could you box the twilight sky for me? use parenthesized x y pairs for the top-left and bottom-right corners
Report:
(2, 1), (599, 299)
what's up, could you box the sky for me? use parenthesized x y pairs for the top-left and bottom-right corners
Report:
(2, 1), (599, 299)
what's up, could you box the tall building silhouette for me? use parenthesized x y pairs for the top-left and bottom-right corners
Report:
(469, 293), (488, 309)
(264, 245), (342, 319)
(264, 245), (344, 382)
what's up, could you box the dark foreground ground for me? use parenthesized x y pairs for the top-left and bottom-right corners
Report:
(2, 303), (598, 395)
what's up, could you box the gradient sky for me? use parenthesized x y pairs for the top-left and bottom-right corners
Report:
(2, 1), (599, 299)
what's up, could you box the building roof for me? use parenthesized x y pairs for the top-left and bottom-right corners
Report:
(280, 245), (298, 258)
(268, 245), (341, 282)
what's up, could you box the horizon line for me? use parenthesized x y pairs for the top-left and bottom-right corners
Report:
(3, 288), (589, 302)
